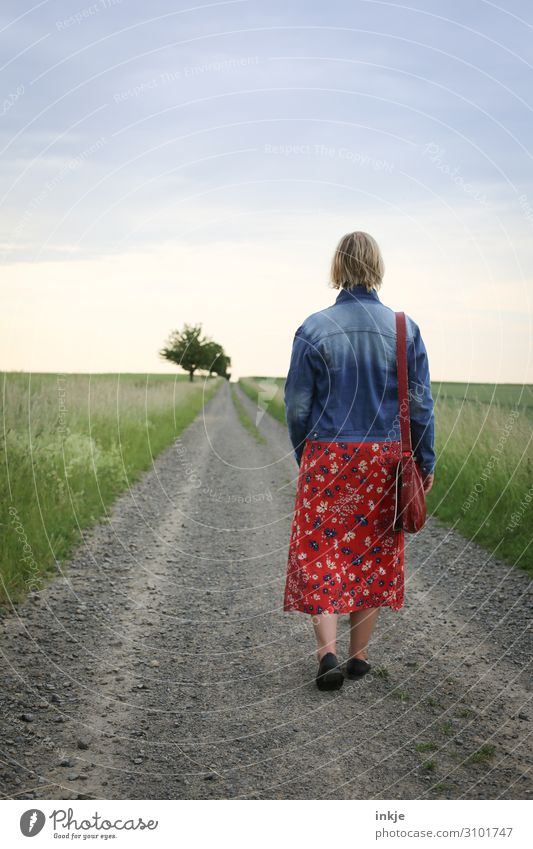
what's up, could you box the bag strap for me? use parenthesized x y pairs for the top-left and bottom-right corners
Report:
(395, 311), (413, 455)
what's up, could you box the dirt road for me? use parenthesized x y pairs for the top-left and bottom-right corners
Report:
(0, 380), (531, 800)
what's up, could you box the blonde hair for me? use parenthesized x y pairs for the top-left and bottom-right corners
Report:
(330, 231), (384, 292)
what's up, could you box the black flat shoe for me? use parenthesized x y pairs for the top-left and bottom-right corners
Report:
(345, 657), (371, 680)
(316, 652), (344, 691)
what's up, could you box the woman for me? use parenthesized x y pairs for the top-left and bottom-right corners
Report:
(283, 231), (435, 691)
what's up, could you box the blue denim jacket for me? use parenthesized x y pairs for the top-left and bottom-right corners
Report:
(284, 285), (436, 474)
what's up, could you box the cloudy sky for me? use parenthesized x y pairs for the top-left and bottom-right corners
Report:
(1, 0), (531, 381)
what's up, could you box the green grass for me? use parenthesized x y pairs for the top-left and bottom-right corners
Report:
(426, 394), (532, 572)
(431, 381), (533, 415)
(1, 372), (221, 603)
(456, 707), (476, 719)
(230, 385), (266, 444)
(238, 377), (286, 425)
(372, 665), (390, 679)
(391, 689), (410, 702)
(241, 376), (533, 573)
(416, 742), (438, 753)
(467, 744), (496, 765)
(421, 759), (437, 772)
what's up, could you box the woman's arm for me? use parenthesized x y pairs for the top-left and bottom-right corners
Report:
(284, 327), (317, 465)
(406, 319), (436, 477)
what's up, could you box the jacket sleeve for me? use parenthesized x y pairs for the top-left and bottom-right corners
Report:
(284, 327), (317, 466)
(406, 319), (436, 475)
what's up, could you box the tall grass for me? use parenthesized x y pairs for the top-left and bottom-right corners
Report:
(1, 373), (221, 602)
(431, 381), (533, 414)
(426, 398), (532, 572)
(240, 376), (533, 573)
(230, 384), (266, 444)
(239, 377), (286, 425)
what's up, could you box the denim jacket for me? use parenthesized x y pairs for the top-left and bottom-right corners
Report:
(284, 285), (436, 474)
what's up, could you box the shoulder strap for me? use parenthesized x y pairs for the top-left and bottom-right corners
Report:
(395, 311), (412, 454)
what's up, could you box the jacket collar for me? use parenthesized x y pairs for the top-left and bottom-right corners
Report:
(335, 285), (381, 304)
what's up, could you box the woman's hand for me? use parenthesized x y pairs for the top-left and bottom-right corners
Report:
(422, 472), (434, 493)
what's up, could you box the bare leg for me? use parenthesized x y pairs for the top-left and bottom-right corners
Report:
(348, 609), (380, 660)
(311, 612), (338, 661)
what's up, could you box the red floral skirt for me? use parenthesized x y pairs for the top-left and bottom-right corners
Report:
(283, 439), (405, 615)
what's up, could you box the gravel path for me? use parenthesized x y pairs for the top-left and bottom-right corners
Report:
(0, 380), (531, 800)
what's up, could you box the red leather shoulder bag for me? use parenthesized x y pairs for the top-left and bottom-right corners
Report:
(393, 311), (427, 533)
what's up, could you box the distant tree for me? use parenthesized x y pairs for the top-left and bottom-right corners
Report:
(160, 324), (231, 381)
(202, 342), (226, 377)
(219, 354), (231, 381)
(160, 323), (207, 382)
(206, 345), (231, 379)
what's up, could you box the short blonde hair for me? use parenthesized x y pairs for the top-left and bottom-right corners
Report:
(330, 231), (384, 292)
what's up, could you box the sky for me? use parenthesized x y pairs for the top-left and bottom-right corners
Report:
(0, 0), (532, 382)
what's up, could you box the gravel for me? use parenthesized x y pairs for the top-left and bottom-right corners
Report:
(0, 380), (531, 800)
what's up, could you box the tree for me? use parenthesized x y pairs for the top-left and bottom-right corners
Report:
(202, 341), (224, 376)
(202, 342), (232, 378)
(160, 323), (207, 382)
(160, 324), (231, 381)
(219, 354), (231, 380)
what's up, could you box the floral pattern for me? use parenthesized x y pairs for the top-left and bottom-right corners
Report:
(283, 439), (405, 615)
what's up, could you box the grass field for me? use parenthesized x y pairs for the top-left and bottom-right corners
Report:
(1, 373), (221, 602)
(230, 383), (266, 444)
(431, 382), (533, 417)
(239, 377), (286, 426)
(239, 377), (533, 573)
